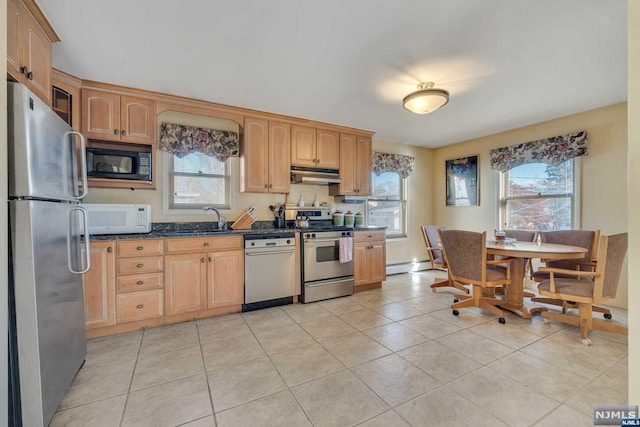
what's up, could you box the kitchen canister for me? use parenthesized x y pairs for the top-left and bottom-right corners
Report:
(354, 212), (364, 227)
(332, 211), (344, 226)
(344, 212), (355, 227)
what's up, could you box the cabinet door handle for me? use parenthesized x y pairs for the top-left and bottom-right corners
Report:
(114, 129), (119, 135)
(107, 247), (113, 253)
(264, 184), (268, 189)
(136, 246), (144, 251)
(136, 264), (144, 268)
(269, 184), (273, 188)
(121, 130), (126, 136)
(201, 258), (206, 263)
(136, 304), (144, 309)
(204, 242), (210, 247)
(136, 281), (144, 285)
(208, 256), (212, 262)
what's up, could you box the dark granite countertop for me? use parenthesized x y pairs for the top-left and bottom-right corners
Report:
(90, 221), (386, 240)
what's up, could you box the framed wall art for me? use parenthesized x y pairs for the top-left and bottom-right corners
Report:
(445, 155), (479, 206)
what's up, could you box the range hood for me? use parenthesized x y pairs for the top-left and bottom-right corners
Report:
(290, 166), (341, 185)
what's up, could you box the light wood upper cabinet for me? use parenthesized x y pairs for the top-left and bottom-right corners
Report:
(291, 126), (340, 169)
(316, 130), (340, 169)
(241, 117), (290, 193)
(83, 241), (116, 329)
(6, 0), (58, 104)
(52, 69), (82, 131)
(354, 135), (372, 195)
(82, 89), (155, 143)
(329, 134), (372, 196)
(291, 125), (317, 167)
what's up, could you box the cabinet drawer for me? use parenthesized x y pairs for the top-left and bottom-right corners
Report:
(117, 272), (163, 293)
(117, 240), (164, 258)
(117, 256), (164, 275)
(116, 289), (163, 323)
(354, 230), (385, 243)
(165, 236), (243, 253)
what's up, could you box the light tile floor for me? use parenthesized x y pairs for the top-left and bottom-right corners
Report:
(51, 271), (628, 427)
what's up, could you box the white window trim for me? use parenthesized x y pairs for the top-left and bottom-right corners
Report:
(496, 157), (581, 230)
(162, 151), (236, 216)
(366, 173), (408, 239)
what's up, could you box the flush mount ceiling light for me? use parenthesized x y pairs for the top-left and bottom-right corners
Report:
(402, 82), (449, 114)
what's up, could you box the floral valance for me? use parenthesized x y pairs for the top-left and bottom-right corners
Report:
(372, 152), (416, 178)
(159, 122), (240, 161)
(489, 130), (588, 172)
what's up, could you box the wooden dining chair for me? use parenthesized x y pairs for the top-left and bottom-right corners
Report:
(537, 233), (627, 345)
(530, 230), (612, 318)
(438, 229), (512, 323)
(420, 225), (469, 294)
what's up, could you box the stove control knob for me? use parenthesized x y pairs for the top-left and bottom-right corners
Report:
(312, 233), (316, 239)
(286, 239), (291, 244)
(250, 242), (255, 246)
(305, 234), (310, 239)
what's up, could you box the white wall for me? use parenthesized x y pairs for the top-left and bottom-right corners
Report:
(2, 0), (10, 420)
(627, 0), (639, 407)
(372, 140), (434, 265)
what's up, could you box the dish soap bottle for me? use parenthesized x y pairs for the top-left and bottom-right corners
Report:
(313, 193), (320, 207)
(298, 194), (304, 207)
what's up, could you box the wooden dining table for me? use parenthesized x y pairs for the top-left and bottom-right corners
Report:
(486, 240), (587, 319)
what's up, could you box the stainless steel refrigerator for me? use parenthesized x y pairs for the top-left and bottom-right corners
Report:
(7, 82), (90, 426)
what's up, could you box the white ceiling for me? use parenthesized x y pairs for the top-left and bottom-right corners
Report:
(38, 0), (627, 148)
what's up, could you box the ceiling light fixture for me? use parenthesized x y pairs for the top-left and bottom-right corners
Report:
(402, 82), (449, 114)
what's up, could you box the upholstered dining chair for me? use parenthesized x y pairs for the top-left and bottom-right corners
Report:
(420, 225), (469, 294)
(530, 230), (611, 318)
(438, 229), (512, 323)
(537, 233), (627, 345)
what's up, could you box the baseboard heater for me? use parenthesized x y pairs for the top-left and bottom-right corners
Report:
(386, 260), (434, 276)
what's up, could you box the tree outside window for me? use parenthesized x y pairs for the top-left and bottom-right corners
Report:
(500, 159), (575, 230)
(367, 171), (407, 237)
(167, 152), (231, 209)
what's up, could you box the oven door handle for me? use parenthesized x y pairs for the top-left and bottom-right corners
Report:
(245, 249), (295, 256)
(304, 238), (345, 245)
(306, 278), (353, 288)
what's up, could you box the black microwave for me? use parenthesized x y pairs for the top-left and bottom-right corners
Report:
(86, 147), (152, 181)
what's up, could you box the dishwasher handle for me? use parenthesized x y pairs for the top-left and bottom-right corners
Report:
(245, 249), (295, 256)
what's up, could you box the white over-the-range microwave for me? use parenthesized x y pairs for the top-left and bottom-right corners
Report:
(84, 203), (152, 235)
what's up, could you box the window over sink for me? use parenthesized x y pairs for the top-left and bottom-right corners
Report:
(163, 151), (234, 213)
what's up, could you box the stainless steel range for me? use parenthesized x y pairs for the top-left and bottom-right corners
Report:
(300, 229), (354, 303)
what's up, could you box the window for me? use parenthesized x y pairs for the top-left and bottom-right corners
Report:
(500, 159), (579, 230)
(165, 151), (232, 210)
(367, 172), (407, 237)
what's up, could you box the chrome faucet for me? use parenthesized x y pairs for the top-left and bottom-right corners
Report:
(202, 206), (225, 230)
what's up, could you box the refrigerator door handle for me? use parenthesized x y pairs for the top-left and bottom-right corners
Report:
(67, 131), (88, 200)
(68, 206), (91, 274)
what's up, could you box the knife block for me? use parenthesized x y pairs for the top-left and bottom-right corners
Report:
(230, 211), (253, 230)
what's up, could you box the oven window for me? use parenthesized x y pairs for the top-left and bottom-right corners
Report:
(315, 245), (339, 262)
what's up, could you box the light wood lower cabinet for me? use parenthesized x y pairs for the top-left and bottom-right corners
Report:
(116, 290), (163, 323)
(114, 239), (164, 323)
(83, 241), (116, 329)
(207, 250), (244, 308)
(354, 231), (386, 291)
(164, 236), (244, 315)
(164, 253), (207, 315)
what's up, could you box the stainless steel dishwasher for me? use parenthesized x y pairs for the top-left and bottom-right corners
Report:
(243, 232), (296, 311)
